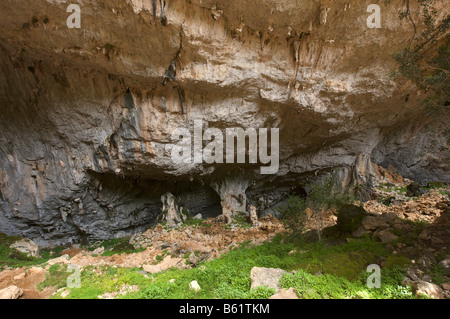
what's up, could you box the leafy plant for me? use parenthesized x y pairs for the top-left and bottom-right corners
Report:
(393, 0), (449, 114)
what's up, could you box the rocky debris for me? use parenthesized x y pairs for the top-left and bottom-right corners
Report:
(142, 256), (184, 274)
(189, 280), (201, 292)
(92, 247), (105, 255)
(61, 248), (83, 257)
(9, 239), (40, 258)
(98, 285), (139, 299)
(268, 287), (299, 299)
(59, 290), (70, 298)
(63, 216), (282, 270)
(130, 216), (283, 260)
(46, 254), (70, 267)
(13, 273), (26, 281)
(188, 253), (200, 267)
(364, 190), (448, 223)
(373, 165), (406, 186)
(216, 213), (231, 224)
(0, 285), (23, 299)
(406, 182), (425, 197)
(250, 267), (288, 291)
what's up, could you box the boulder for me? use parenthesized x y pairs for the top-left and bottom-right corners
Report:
(143, 256), (183, 274)
(9, 239), (40, 258)
(410, 281), (444, 299)
(352, 226), (370, 238)
(406, 182), (423, 197)
(269, 288), (299, 299)
(92, 247), (105, 255)
(46, 254), (70, 266)
(250, 267), (287, 290)
(377, 229), (399, 243)
(362, 216), (389, 230)
(0, 285), (23, 299)
(336, 204), (367, 233)
(189, 280), (201, 292)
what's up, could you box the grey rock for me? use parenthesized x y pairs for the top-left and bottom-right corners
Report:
(250, 267), (288, 290)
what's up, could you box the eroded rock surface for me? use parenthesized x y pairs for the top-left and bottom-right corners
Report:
(0, 0), (448, 245)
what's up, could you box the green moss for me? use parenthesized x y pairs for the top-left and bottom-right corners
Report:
(321, 250), (375, 281)
(383, 255), (411, 269)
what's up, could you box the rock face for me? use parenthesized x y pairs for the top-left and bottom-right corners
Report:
(0, 0), (448, 245)
(159, 192), (187, 228)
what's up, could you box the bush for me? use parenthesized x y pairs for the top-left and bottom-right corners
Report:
(278, 172), (353, 241)
(277, 196), (307, 238)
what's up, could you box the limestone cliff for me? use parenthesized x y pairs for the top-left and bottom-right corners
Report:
(0, 0), (448, 245)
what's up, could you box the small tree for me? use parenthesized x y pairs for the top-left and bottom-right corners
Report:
(393, 0), (449, 114)
(279, 172), (352, 241)
(277, 195), (307, 238)
(305, 173), (349, 241)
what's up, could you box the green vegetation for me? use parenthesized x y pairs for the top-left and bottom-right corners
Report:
(38, 264), (70, 291)
(393, 0), (449, 115)
(430, 263), (447, 285)
(278, 173), (354, 241)
(86, 237), (145, 256)
(377, 183), (407, 194)
(226, 212), (252, 230)
(57, 234), (420, 299)
(279, 266), (418, 299)
(0, 233), (62, 270)
(383, 255), (411, 270)
(104, 43), (116, 50)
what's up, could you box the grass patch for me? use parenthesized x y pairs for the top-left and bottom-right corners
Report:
(279, 266), (419, 299)
(59, 233), (418, 299)
(38, 264), (70, 291)
(0, 233), (63, 270)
